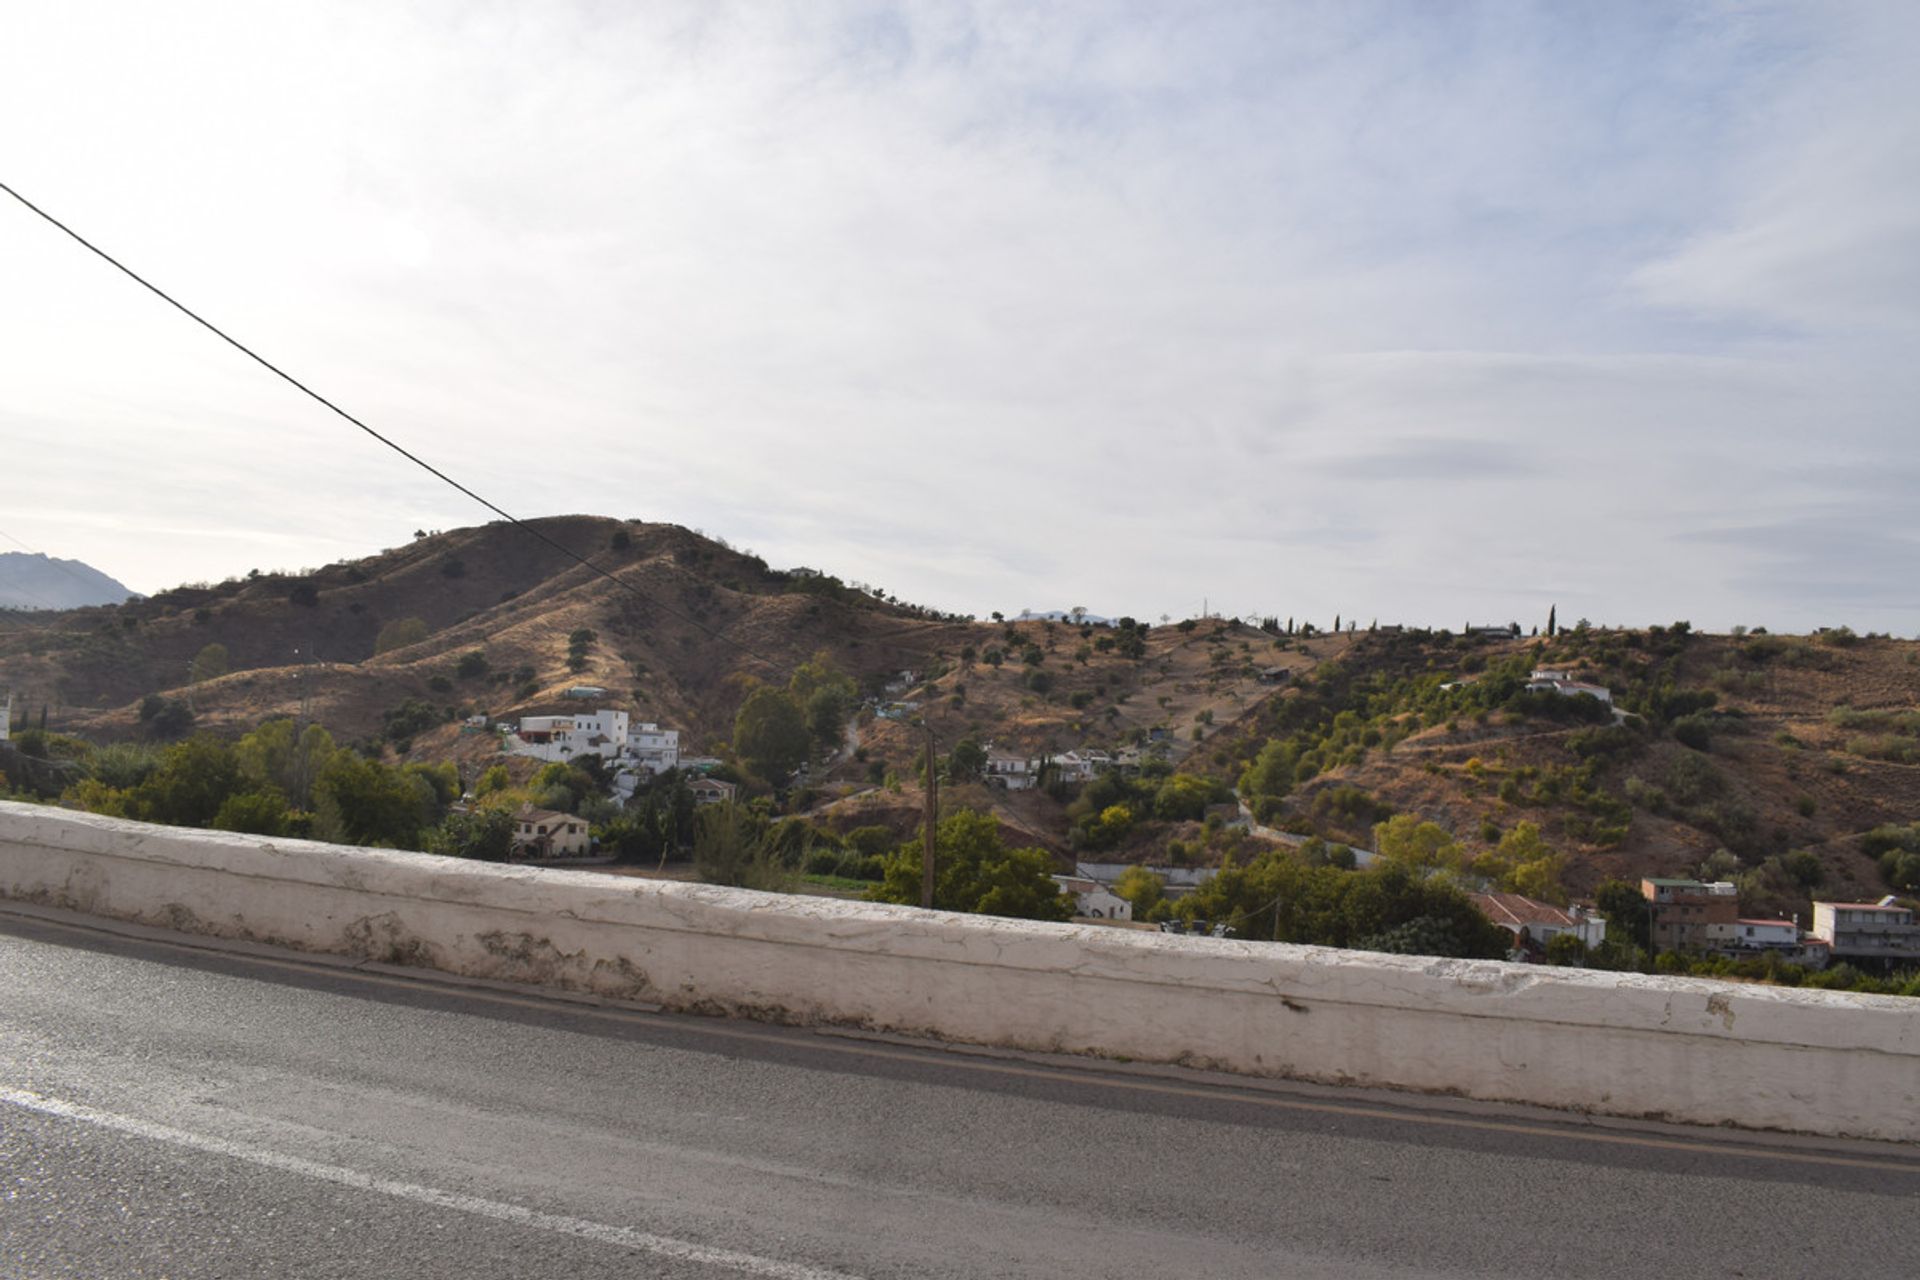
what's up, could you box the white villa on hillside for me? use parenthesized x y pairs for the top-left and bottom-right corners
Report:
(610, 723), (684, 802)
(1051, 874), (1132, 921)
(507, 709), (633, 763)
(626, 723), (681, 774)
(984, 747), (1036, 790)
(1526, 669), (1613, 704)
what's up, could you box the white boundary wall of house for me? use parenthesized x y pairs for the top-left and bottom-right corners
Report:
(1, 800), (1916, 1143)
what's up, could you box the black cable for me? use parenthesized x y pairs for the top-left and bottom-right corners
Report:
(0, 180), (771, 669)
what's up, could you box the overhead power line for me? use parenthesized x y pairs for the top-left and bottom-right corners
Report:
(0, 180), (772, 671)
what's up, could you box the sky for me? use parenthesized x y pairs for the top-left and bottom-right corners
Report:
(3, 1), (1917, 633)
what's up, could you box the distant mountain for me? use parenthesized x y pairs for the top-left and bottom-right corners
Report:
(0, 552), (140, 610)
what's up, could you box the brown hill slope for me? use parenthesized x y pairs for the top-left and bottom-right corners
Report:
(0, 518), (1298, 767)
(1210, 627), (1920, 912)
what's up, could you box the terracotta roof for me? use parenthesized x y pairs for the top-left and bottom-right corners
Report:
(1469, 892), (1581, 930)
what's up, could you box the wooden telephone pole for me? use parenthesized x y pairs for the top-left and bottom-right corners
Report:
(921, 724), (937, 909)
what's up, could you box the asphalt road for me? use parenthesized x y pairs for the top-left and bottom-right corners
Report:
(2, 905), (1917, 1279)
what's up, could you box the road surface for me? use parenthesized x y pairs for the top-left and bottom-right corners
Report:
(1, 904), (1916, 1278)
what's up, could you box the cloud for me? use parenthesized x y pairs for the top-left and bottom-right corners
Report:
(1, 2), (1916, 635)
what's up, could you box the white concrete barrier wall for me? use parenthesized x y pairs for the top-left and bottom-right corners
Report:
(2, 800), (1916, 1142)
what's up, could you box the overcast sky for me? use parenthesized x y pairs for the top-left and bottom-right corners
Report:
(4, 1), (1916, 633)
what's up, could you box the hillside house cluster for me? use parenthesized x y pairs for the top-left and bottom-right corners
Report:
(1632, 878), (1915, 968)
(506, 709), (681, 770)
(982, 744), (1159, 791)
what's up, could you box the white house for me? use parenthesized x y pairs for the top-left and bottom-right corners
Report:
(688, 777), (738, 807)
(626, 722), (681, 774)
(0, 691), (10, 743)
(984, 747), (1036, 790)
(1469, 892), (1607, 957)
(1051, 875), (1132, 921)
(1074, 862), (1217, 899)
(507, 709), (632, 764)
(1014, 608), (1118, 627)
(510, 805), (591, 860)
(1050, 751), (1097, 785)
(1704, 918), (1799, 950)
(1810, 899), (1920, 963)
(1526, 669), (1613, 704)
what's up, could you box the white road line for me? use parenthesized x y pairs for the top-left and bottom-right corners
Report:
(1, 1086), (861, 1280)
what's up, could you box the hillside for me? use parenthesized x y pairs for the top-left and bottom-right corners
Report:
(5, 520), (1917, 917)
(1210, 625), (1920, 915)
(0, 552), (140, 610)
(0, 516), (1288, 775)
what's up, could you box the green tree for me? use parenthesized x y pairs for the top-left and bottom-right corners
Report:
(948, 737), (987, 782)
(1593, 878), (1652, 951)
(311, 751), (440, 848)
(190, 643), (230, 684)
(425, 807), (515, 862)
(734, 685), (810, 783)
(1238, 739), (1297, 811)
(1544, 932), (1588, 966)
(144, 698), (196, 740)
(374, 617), (430, 655)
(788, 651), (857, 721)
(129, 737), (242, 827)
(692, 802), (794, 891)
(1475, 821), (1568, 905)
(1153, 773), (1227, 822)
(1373, 815), (1468, 872)
(1113, 865), (1166, 919)
(236, 718), (336, 808)
(868, 810), (1070, 921)
(211, 789), (293, 836)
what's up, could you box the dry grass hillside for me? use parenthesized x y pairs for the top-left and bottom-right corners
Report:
(1210, 626), (1920, 910)
(0, 516), (957, 749)
(7, 521), (1917, 914)
(0, 518), (1310, 769)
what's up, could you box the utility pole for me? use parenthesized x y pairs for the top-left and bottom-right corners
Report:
(292, 643), (315, 808)
(921, 723), (938, 910)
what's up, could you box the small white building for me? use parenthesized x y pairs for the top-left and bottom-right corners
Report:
(508, 709), (631, 764)
(1052, 875), (1132, 921)
(510, 805), (590, 861)
(1810, 899), (1920, 962)
(0, 691), (10, 743)
(1704, 918), (1799, 949)
(1051, 751), (1096, 785)
(1526, 670), (1613, 704)
(688, 777), (738, 807)
(626, 722), (681, 774)
(1469, 892), (1608, 956)
(984, 747), (1036, 790)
